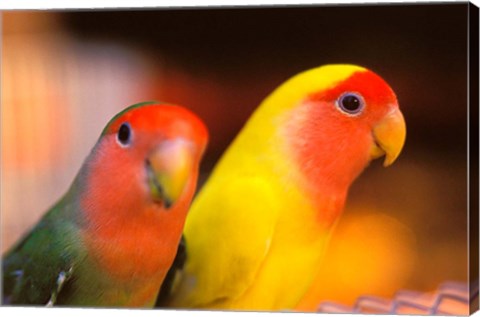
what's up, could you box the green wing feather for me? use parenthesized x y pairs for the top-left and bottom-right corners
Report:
(2, 193), (83, 305)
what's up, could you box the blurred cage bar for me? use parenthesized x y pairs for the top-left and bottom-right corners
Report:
(317, 281), (477, 315)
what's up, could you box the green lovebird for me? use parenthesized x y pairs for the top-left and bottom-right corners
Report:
(2, 102), (208, 307)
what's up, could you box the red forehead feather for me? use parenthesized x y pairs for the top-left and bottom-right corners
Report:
(105, 104), (208, 143)
(313, 69), (397, 106)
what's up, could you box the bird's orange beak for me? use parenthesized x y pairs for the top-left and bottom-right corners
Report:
(370, 107), (407, 167)
(146, 138), (195, 209)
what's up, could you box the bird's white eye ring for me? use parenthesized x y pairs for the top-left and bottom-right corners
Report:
(336, 92), (365, 116)
(116, 122), (132, 147)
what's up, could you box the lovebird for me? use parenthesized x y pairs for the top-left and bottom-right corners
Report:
(2, 102), (208, 307)
(161, 65), (406, 311)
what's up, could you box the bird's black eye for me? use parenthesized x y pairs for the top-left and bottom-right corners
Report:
(117, 123), (132, 146)
(337, 92), (365, 115)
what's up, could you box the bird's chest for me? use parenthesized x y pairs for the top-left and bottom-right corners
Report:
(259, 216), (331, 307)
(229, 188), (338, 310)
(68, 219), (181, 307)
(84, 222), (177, 278)
(229, 225), (331, 311)
(64, 259), (164, 307)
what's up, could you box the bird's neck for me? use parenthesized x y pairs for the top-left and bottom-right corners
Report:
(237, 106), (365, 228)
(72, 155), (191, 286)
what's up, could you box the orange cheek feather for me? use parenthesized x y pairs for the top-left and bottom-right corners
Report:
(79, 140), (197, 285)
(284, 70), (397, 227)
(286, 102), (372, 194)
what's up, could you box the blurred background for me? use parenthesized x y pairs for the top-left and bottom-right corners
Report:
(1, 3), (473, 313)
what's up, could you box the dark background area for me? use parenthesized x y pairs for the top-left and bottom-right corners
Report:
(62, 3), (468, 162)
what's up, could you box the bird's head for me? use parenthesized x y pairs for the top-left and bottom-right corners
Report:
(80, 102), (208, 220)
(264, 64), (406, 192)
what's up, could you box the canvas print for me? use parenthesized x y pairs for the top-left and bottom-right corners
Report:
(1, 2), (479, 315)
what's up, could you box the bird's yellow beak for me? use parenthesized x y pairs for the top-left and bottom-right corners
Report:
(370, 107), (407, 167)
(146, 139), (194, 209)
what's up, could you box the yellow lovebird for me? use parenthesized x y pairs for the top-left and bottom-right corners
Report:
(161, 64), (406, 311)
